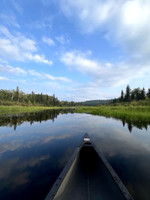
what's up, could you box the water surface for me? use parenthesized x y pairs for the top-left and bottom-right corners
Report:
(0, 110), (150, 200)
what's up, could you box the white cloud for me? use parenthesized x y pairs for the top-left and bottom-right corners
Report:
(25, 54), (53, 65)
(58, 0), (150, 62)
(0, 12), (20, 28)
(28, 70), (71, 82)
(0, 64), (27, 75)
(19, 38), (37, 52)
(0, 26), (52, 65)
(44, 73), (71, 82)
(55, 35), (69, 45)
(66, 83), (108, 101)
(57, 80), (119, 101)
(0, 76), (8, 81)
(28, 70), (43, 78)
(42, 36), (55, 46)
(0, 64), (70, 82)
(61, 51), (99, 74)
(34, 17), (53, 30)
(58, 0), (117, 32)
(61, 50), (150, 87)
(0, 58), (7, 64)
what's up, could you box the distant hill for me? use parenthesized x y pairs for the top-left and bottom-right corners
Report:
(80, 99), (112, 106)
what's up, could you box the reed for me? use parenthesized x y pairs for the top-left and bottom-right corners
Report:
(0, 106), (65, 115)
(75, 105), (150, 123)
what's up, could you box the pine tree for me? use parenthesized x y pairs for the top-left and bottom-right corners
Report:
(140, 88), (146, 100)
(120, 90), (124, 102)
(147, 88), (150, 99)
(125, 85), (131, 101)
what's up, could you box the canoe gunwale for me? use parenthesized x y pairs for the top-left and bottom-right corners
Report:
(45, 134), (134, 200)
(91, 142), (134, 200)
(45, 146), (80, 200)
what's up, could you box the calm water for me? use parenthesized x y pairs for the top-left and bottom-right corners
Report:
(0, 110), (150, 200)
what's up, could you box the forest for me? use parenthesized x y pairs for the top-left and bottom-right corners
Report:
(1, 85), (150, 108)
(0, 87), (80, 107)
(113, 85), (150, 103)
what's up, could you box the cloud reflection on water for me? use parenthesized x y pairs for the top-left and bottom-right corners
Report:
(0, 111), (150, 199)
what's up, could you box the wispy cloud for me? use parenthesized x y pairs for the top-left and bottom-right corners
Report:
(25, 54), (52, 65)
(28, 70), (43, 78)
(34, 17), (53, 30)
(29, 70), (71, 82)
(44, 73), (71, 82)
(0, 64), (27, 75)
(58, 0), (117, 32)
(58, 0), (150, 63)
(0, 76), (8, 81)
(55, 35), (69, 45)
(0, 26), (52, 65)
(0, 64), (71, 82)
(0, 11), (20, 28)
(12, 0), (23, 14)
(0, 58), (7, 64)
(61, 50), (149, 87)
(42, 36), (55, 46)
(65, 82), (109, 101)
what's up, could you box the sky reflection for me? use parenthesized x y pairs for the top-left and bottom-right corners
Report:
(0, 111), (150, 199)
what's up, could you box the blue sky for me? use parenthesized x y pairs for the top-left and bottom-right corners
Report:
(0, 0), (150, 101)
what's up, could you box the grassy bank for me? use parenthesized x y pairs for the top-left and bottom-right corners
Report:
(75, 105), (150, 123)
(2, 104), (150, 124)
(0, 106), (66, 116)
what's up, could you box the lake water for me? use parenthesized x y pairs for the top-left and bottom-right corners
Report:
(0, 109), (150, 200)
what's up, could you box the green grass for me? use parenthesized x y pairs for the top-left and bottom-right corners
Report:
(75, 105), (150, 123)
(1, 104), (150, 124)
(0, 106), (68, 116)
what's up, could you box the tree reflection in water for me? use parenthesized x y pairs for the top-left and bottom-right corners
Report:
(121, 118), (148, 132)
(0, 109), (149, 132)
(0, 109), (74, 130)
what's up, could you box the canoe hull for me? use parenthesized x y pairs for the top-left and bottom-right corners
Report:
(45, 135), (134, 200)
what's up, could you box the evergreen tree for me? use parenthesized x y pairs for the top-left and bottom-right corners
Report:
(147, 88), (150, 99)
(140, 88), (146, 100)
(125, 85), (131, 101)
(120, 90), (124, 102)
(131, 90), (135, 100)
(13, 86), (20, 101)
(31, 91), (35, 105)
(132, 88), (140, 100)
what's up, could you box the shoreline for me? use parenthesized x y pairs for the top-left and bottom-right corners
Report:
(0, 105), (73, 116)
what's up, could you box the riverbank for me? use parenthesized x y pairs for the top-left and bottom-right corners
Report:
(0, 106), (70, 116)
(75, 105), (150, 123)
(1, 105), (150, 124)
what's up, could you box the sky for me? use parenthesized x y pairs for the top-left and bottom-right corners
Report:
(0, 0), (150, 101)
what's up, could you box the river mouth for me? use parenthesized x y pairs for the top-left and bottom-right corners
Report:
(0, 109), (150, 200)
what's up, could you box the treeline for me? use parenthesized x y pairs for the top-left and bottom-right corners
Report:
(0, 87), (80, 107)
(114, 85), (150, 103)
(80, 99), (112, 106)
(0, 109), (74, 130)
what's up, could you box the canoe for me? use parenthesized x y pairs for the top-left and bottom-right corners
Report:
(45, 134), (134, 200)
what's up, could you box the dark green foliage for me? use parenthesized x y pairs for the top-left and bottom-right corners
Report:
(81, 99), (112, 106)
(125, 85), (131, 101)
(140, 88), (146, 100)
(0, 87), (60, 107)
(120, 90), (124, 102)
(117, 85), (148, 103)
(0, 87), (81, 107)
(131, 88), (141, 100)
(147, 88), (150, 99)
(76, 106), (150, 132)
